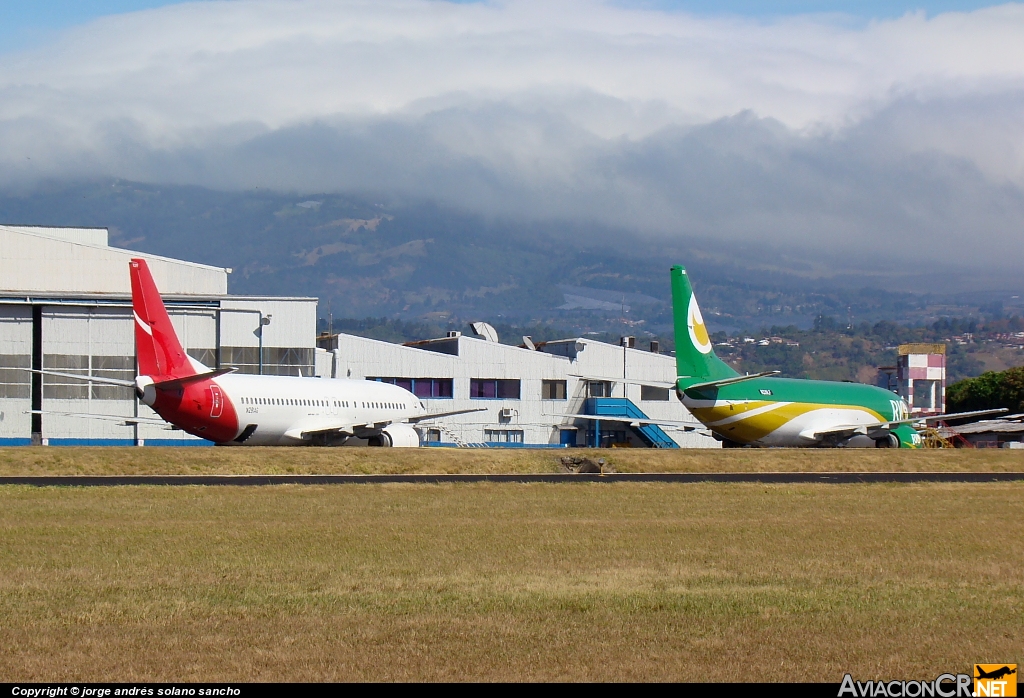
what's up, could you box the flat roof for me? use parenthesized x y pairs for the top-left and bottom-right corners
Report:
(0, 224), (230, 274)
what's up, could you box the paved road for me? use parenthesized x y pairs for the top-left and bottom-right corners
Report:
(1, 472), (1022, 486)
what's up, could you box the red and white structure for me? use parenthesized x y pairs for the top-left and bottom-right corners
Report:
(897, 343), (946, 417)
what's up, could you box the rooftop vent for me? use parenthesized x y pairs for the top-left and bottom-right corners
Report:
(446, 331), (462, 338)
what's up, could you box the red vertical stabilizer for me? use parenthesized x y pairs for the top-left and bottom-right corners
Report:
(130, 258), (195, 378)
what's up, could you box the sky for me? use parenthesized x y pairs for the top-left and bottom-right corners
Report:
(1, 0), (1023, 275)
(0, 1), (1011, 51)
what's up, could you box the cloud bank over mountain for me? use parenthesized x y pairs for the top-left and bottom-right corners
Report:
(2, 0), (1024, 270)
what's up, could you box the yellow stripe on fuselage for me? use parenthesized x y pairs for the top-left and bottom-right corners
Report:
(688, 400), (886, 445)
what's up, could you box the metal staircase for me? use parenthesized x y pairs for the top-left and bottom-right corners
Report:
(432, 423), (489, 448)
(582, 398), (679, 448)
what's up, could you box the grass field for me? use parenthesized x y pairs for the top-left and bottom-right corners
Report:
(1, 445), (1023, 476)
(1, 482), (1021, 681)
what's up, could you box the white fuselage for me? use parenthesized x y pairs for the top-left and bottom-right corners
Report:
(171, 373), (421, 446)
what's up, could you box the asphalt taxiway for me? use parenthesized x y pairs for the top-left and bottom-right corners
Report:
(1, 472), (1022, 486)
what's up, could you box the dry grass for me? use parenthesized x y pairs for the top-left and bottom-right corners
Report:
(1, 445), (1023, 476)
(0, 482), (1021, 681)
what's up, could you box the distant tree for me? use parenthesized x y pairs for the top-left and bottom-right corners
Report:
(946, 366), (1024, 414)
(813, 315), (837, 333)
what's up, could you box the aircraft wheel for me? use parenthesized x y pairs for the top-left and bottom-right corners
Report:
(720, 438), (744, 448)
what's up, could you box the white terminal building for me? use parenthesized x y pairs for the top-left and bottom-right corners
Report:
(318, 331), (715, 448)
(1, 224), (716, 448)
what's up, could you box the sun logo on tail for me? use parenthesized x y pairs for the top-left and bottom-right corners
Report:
(688, 295), (712, 354)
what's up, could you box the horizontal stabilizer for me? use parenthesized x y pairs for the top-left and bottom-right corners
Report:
(27, 367), (236, 390)
(565, 413), (709, 433)
(682, 370), (780, 392)
(151, 368), (236, 390)
(568, 374), (676, 388)
(26, 369), (135, 388)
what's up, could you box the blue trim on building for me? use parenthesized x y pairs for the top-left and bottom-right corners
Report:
(47, 439), (137, 446)
(483, 442), (567, 448)
(0, 438), (33, 446)
(423, 442), (567, 449)
(32, 438), (216, 447)
(140, 439), (216, 447)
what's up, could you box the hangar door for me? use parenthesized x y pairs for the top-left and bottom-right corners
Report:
(41, 308), (136, 444)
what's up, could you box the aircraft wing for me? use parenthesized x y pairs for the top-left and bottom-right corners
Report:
(805, 424), (889, 442)
(808, 408), (1010, 442)
(892, 408), (1009, 425)
(408, 407), (487, 423)
(287, 423), (369, 440)
(26, 409), (176, 428)
(563, 413), (710, 433)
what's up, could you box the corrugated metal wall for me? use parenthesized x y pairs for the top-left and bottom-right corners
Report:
(0, 306), (32, 444)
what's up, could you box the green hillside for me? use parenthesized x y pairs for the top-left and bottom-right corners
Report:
(3, 180), (1022, 345)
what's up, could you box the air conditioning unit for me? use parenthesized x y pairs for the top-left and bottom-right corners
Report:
(446, 331), (462, 338)
(499, 408), (514, 418)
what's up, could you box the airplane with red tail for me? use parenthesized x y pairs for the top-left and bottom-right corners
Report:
(33, 259), (479, 446)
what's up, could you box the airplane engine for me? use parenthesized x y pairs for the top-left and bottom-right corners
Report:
(367, 424), (421, 448)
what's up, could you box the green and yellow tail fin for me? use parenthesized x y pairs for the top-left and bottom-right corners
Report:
(671, 265), (738, 381)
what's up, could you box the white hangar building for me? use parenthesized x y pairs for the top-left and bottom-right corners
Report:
(317, 330), (717, 448)
(0, 225), (317, 445)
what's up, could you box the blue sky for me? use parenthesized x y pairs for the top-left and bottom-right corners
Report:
(0, 0), (1010, 51)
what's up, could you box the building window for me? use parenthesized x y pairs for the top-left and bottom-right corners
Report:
(42, 354), (88, 399)
(222, 346), (314, 377)
(371, 377), (453, 398)
(0, 354), (30, 399)
(187, 348), (217, 368)
(484, 429), (524, 443)
(541, 380), (567, 400)
(89, 355), (134, 400)
(41, 354), (133, 400)
(424, 429), (441, 442)
(640, 385), (670, 401)
(470, 379), (520, 399)
(587, 381), (611, 398)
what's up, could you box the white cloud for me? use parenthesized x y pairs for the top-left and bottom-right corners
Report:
(2, 0), (1024, 270)
(4, 1), (1024, 131)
